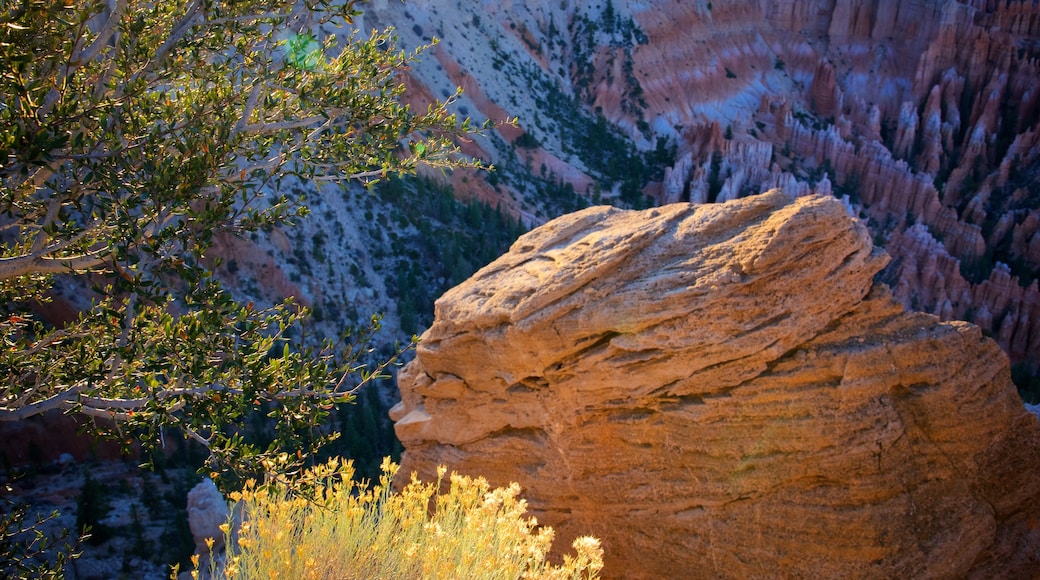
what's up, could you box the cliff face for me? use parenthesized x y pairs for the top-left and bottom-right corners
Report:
(619, 0), (1040, 369)
(393, 192), (1040, 578)
(343, 0), (1040, 379)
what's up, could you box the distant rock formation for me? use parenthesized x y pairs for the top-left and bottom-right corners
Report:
(619, 0), (1040, 368)
(186, 479), (231, 574)
(360, 0), (1040, 373)
(393, 191), (1040, 578)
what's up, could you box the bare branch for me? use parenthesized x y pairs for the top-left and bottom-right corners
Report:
(0, 215), (110, 281)
(39, 5), (93, 118)
(79, 395), (149, 410)
(30, 195), (63, 254)
(239, 116), (327, 135)
(0, 378), (199, 423)
(204, 11), (291, 27)
(44, 217), (108, 254)
(0, 252), (108, 280)
(49, 392), (189, 421)
(27, 163), (57, 192)
(180, 424), (211, 448)
(304, 117), (335, 143)
(77, 405), (131, 421)
(0, 387), (80, 422)
(18, 329), (92, 358)
(158, 384), (245, 399)
(4, 160), (57, 198)
(313, 168), (391, 182)
(92, 26), (122, 101)
(74, 0), (125, 65)
(234, 82), (265, 136)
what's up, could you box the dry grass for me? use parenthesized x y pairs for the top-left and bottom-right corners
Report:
(191, 457), (602, 579)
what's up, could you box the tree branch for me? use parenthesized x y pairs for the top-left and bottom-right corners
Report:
(29, 195), (63, 255)
(158, 384), (245, 399)
(0, 252), (108, 280)
(77, 404), (131, 421)
(234, 82), (264, 136)
(126, 0), (204, 85)
(79, 395), (149, 410)
(204, 11), (291, 27)
(239, 115), (327, 135)
(180, 424), (211, 448)
(0, 387), (81, 422)
(0, 214), (110, 281)
(74, 0), (125, 65)
(17, 329), (91, 358)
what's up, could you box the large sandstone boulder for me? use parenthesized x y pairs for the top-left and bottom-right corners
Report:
(391, 191), (1040, 578)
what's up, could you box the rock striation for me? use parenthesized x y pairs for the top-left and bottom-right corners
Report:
(392, 191), (1040, 579)
(265, 0), (1040, 378)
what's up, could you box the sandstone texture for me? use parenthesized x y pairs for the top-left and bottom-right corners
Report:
(393, 191), (1040, 579)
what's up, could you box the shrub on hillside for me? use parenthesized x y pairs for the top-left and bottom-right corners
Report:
(190, 458), (603, 579)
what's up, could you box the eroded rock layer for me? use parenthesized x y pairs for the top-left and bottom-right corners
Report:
(358, 0), (1040, 373)
(393, 191), (1040, 579)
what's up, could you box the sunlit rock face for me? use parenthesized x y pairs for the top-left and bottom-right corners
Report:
(393, 191), (1040, 578)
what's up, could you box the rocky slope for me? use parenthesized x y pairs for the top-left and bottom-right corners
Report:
(333, 0), (1040, 388)
(107, 0), (1034, 397)
(392, 191), (1040, 578)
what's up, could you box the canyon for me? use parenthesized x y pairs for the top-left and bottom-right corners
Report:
(346, 0), (1040, 385)
(5, 1), (1040, 577)
(81, 0), (1032, 402)
(392, 192), (1040, 578)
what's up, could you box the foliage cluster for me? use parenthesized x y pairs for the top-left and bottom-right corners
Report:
(528, 77), (671, 207)
(961, 155), (1040, 288)
(1, 492), (77, 579)
(190, 458), (603, 580)
(0, 0), (488, 573)
(0, 0), (480, 482)
(567, 3), (648, 95)
(482, 29), (672, 210)
(75, 463), (202, 573)
(75, 471), (113, 546)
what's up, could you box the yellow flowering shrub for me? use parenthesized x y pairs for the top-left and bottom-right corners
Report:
(193, 458), (602, 579)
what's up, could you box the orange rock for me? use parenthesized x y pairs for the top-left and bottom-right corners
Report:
(393, 192), (1040, 578)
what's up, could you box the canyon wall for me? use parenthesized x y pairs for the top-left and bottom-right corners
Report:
(351, 0), (1040, 379)
(168, 1), (1036, 389)
(619, 0), (1040, 370)
(392, 192), (1040, 578)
